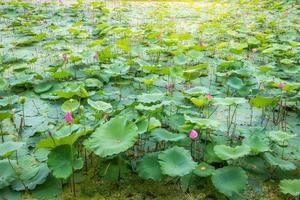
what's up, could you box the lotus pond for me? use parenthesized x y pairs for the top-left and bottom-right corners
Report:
(0, 0), (300, 199)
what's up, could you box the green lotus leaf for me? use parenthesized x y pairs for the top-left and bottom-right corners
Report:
(0, 159), (17, 189)
(84, 116), (138, 157)
(185, 86), (209, 96)
(204, 144), (222, 163)
(47, 145), (83, 179)
(87, 99), (112, 112)
(11, 156), (49, 191)
(214, 144), (250, 160)
(0, 95), (18, 107)
(37, 129), (88, 149)
(243, 134), (269, 154)
(151, 128), (186, 142)
(265, 153), (296, 171)
(61, 99), (80, 112)
(213, 97), (247, 106)
(193, 162), (215, 177)
(98, 157), (129, 181)
(137, 93), (164, 104)
(211, 166), (247, 197)
(250, 96), (279, 107)
(0, 142), (24, 158)
(84, 78), (103, 88)
(136, 152), (163, 181)
(0, 111), (12, 121)
(0, 188), (21, 200)
(0, 78), (8, 91)
(267, 130), (295, 144)
(32, 176), (62, 200)
(190, 97), (208, 107)
(34, 82), (53, 94)
(279, 179), (300, 196)
(158, 146), (196, 177)
(227, 76), (244, 90)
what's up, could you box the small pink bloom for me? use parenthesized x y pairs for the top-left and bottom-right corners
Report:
(58, 0), (62, 3)
(207, 93), (213, 100)
(252, 48), (257, 53)
(189, 129), (198, 139)
(63, 54), (68, 61)
(278, 82), (285, 90)
(65, 111), (73, 123)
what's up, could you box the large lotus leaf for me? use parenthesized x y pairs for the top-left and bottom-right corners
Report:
(54, 124), (80, 138)
(34, 82), (53, 94)
(151, 128), (186, 142)
(136, 152), (163, 181)
(184, 86), (209, 96)
(265, 153), (296, 171)
(47, 145), (83, 179)
(279, 179), (300, 196)
(158, 146), (196, 177)
(0, 188), (21, 200)
(37, 129), (88, 149)
(0, 95), (18, 107)
(193, 162), (215, 177)
(0, 78), (8, 91)
(84, 78), (103, 88)
(204, 144), (222, 163)
(243, 134), (269, 154)
(11, 155), (49, 191)
(0, 111), (12, 121)
(98, 157), (129, 181)
(213, 97), (247, 106)
(61, 99), (80, 112)
(84, 116), (138, 157)
(227, 76), (244, 90)
(0, 159), (17, 189)
(32, 176), (62, 200)
(267, 130), (295, 144)
(137, 93), (164, 104)
(211, 166), (247, 197)
(0, 142), (24, 158)
(214, 145), (250, 160)
(87, 99), (112, 112)
(250, 96), (279, 107)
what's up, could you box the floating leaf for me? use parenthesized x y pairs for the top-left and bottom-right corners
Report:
(158, 146), (196, 177)
(280, 179), (300, 196)
(136, 152), (163, 181)
(193, 162), (215, 177)
(47, 145), (83, 179)
(61, 99), (80, 112)
(211, 166), (247, 196)
(87, 99), (112, 112)
(84, 116), (138, 157)
(265, 153), (296, 171)
(214, 145), (250, 160)
(151, 128), (186, 142)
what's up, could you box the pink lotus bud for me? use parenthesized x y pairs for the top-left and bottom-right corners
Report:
(207, 93), (213, 100)
(63, 54), (68, 61)
(65, 111), (73, 123)
(189, 129), (198, 139)
(252, 48), (257, 53)
(278, 82), (285, 90)
(58, 0), (62, 3)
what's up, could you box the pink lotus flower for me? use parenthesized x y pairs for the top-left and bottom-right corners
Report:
(189, 129), (198, 139)
(157, 34), (162, 40)
(252, 48), (257, 53)
(278, 82), (285, 90)
(63, 54), (68, 61)
(65, 111), (73, 123)
(207, 93), (213, 100)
